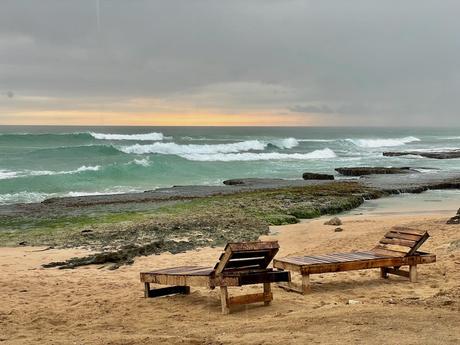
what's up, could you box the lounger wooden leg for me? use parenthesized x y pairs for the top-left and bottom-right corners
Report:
(220, 286), (230, 315)
(409, 265), (417, 283)
(263, 283), (272, 306)
(380, 267), (388, 279)
(302, 274), (311, 294)
(144, 282), (150, 298)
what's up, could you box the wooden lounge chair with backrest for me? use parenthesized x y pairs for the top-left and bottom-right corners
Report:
(273, 227), (436, 294)
(140, 241), (290, 314)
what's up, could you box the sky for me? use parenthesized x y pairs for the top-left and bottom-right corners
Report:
(0, 0), (459, 126)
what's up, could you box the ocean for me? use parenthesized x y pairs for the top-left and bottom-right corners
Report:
(0, 126), (459, 205)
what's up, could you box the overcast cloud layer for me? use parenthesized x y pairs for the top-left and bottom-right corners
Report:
(1, 0), (459, 126)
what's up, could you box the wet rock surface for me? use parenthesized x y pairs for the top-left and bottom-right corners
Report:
(335, 167), (415, 176)
(1, 170), (460, 269)
(383, 150), (460, 159)
(447, 208), (460, 224)
(302, 172), (335, 180)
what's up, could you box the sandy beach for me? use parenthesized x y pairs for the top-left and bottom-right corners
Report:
(1, 207), (459, 345)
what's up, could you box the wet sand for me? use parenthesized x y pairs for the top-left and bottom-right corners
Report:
(1, 207), (459, 344)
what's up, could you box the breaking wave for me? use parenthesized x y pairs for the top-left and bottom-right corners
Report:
(346, 136), (420, 148)
(119, 138), (299, 155)
(0, 165), (101, 180)
(180, 148), (337, 162)
(89, 132), (165, 141)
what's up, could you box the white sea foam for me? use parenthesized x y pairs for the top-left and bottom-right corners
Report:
(269, 137), (299, 149)
(0, 165), (100, 180)
(180, 148), (337, 161)
(120, 140), (266, 155)
(119, 138), (300, 155)
(0, 169), (19, 180)
(89, 132), (165, 141)
(346, 136), (420, 148)
(297, 139), (336, 142)
(0, 191), (51, 204)
(132, 158), (151, 167)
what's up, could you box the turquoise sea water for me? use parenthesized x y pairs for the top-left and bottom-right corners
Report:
(0, 126), (459, 204)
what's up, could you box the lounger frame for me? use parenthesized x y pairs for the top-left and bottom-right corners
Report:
(140, 241), (290, 314)
(273, 227), (436, 294)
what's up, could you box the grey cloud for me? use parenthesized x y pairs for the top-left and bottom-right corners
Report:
(0, 0), (460, 125)
(289, 105), (335, 114)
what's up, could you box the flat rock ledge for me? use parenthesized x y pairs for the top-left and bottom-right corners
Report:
(335, 167), (415, 177)
(384, 150), (460, 159)
(302, 172), (335, 180)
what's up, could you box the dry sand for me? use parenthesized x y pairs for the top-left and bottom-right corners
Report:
(1, 211), (459, 345)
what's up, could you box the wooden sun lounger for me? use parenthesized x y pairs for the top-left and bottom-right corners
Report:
(273, 227), (436, 294)
(140, 241), (290, 314)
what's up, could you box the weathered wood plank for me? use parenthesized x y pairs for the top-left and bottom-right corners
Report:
(409, 265), (417, 282)
(371, 246), (408, 257)
(263, 283), (272, 306)
(146, 266), (212, 275)
(296, 254), (435, 274)
(215, 241), (279, 274)
(220, 286), (230, 315)
(140, 272), (213, 287)
(380, 238), (417, 247)
(384, 231), (422, 242)
(227, 241), (279, 252)
(391, 226), (426, 236)
(406, 232), (430, 256)
(228, 292), (271, 306)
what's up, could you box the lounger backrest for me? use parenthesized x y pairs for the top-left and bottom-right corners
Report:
(372, 227), (430, 257)
(214, 241), (279, 274)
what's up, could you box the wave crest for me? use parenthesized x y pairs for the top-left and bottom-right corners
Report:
(119, 138), (299, 155)
(346, 136), (420, 148)
(181, 148), (337, 161)
(0, 165), (100, 180)
(89, 132), (165, 141)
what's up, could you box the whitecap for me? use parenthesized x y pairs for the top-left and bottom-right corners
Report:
(119, 138), (301, 155)
(89, 132), (165, 141)
(180, 148), (337, 161)
(119, 140), (267, 155)
(132, 158), (151, 167)
(269, 137), (299, 149)
(0, 165), (100, 180)
(346, 136), (420, 148)
(0, 191), (52, 204)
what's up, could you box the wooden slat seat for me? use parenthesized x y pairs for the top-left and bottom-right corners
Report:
(273, 227), (436, 294)
(140, 241), (290, 314)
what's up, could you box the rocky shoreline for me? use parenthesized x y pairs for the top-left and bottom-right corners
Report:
(1, 169), (459, 269)
(383, 150), (460, 159)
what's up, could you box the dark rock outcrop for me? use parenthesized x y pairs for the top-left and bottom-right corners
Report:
(384, 150), (460, 159)
(335, 167), (414, 177)
(302, 172), (334, 180)
(447, 208), (460, 224)
(324, 217), (342, 226)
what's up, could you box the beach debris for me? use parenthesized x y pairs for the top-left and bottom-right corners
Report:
(446, 208), (460, 224)
(18, 241), (28, 246)
(347, 299), (361, 305)
(334, 227), (344, 232)
(324, 217), (342, 226)
(335, 167), (415, 176)
(80, 229), (93, 235)
(302, 172), (334, 180)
